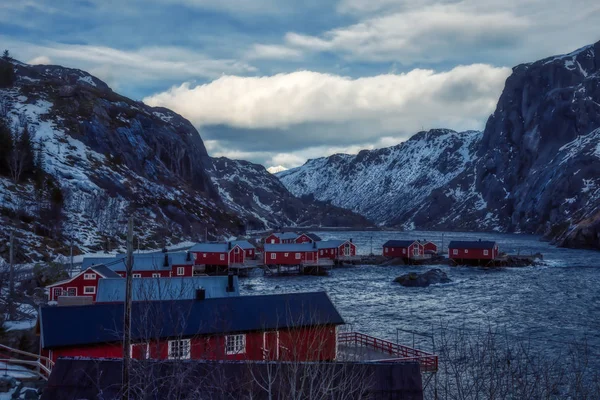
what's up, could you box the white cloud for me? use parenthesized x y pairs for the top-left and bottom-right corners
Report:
(144, 64), (510, 134)
(27, 55), (52, 65)
(245, 44), (303, 60)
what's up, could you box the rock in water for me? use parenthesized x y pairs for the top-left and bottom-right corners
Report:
(394, 269), (451, 287)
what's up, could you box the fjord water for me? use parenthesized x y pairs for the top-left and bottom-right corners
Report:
(241, 231), (600, 355)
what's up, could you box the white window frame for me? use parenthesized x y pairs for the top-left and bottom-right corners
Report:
(152, 273), (161, 278)
(464, 249), (469, 254)
(66, 287), (77, 296)
(295, 253), (301, 260)
(220, 254), (225, 261)
(177, 267), (185, 276)
(83, 273), (96, 280)
(384, 248), (388, 253)
(270, 253), (276, 260)
(234, 247), (239, 254)
(453, 249), (458, 255)
(203, 253), (207, 258)
(483, 250), (489, 256)
(271, 239), (275, 244)
(83, 286), (95, 294)
(225, 334), (246, 355)
(402, 248), (406, 254)
(284, 252), (289, 257)
(168, 339), (191, 360)
(130, 343), (150, 359)
(132, 273), (142, 278)
(53, 288), (62, 299)
(320, 250), (323, 255)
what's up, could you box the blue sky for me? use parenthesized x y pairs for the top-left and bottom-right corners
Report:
(1, 0), (598, 169)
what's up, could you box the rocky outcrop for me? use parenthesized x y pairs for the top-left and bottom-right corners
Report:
(394, 269), (451, 287)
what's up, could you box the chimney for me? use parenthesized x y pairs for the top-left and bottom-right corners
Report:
(313, 241), (317, 249)
(226, 272), (235, 292)
(228, 242), (232, 250)
(186, 251), (191, 261)
(163, 254), (169, 267)
(350, 238), (353, 243)
(195, 288), (206, 300)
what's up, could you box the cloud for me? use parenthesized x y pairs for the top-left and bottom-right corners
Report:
(245, 44), (304, 60)
(27, 55), (52, 65)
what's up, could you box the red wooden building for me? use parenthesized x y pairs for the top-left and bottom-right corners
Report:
(190, 242), (245, 266)
(382, 240), (424, 259)
(264, 232), (298, 244)
(38, 292), (344, 364)
(448, 240), (499, 262)
(295, 233), (322, 244)
(263, 243), (319, 265)
(419, 240), (438, 255)
(229, 240), (256, 259)
(46, 265), (122, 302)
(316, 240), (357, 260)
(82, 252), (195, 278)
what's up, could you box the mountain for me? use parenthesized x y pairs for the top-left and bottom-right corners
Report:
(0, 58), (371, 261)
(278, 129), (481, 227)
(278, 41), (600, 249)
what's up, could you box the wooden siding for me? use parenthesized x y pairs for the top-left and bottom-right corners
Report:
(295, 234), (313, 244)
(192, 247), (244, 266)
(383, 242), (423, 259)
(263, 250), (319, 265)
(449, 246), (498, 260)
(318, 242), (357, 260)
(47, 268), (109, 302)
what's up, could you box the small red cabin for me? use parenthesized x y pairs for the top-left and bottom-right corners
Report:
(230, 240), (256, 259)
(448, 240), (498, 262)
(316, 240), (357, 260)
(295, 233), (322, 244)
(39, 292), (344, 364)
(263, 243), (319, 265)
(382, 240), (423, 259)
(264, 232), (298, 244)
(419, 240), (438, 255)
(46, 265), (122, 302)
(190, 243), (245, 266)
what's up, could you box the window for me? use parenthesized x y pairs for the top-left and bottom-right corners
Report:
(284, 253), (289, 257)
(203, 253), (206, 258)
(320, 250), (323, 255)
(271, 239), (275, 244)
(295, 253), (301, 259)
(453, 249), (458, 255)
(84, 286), (95, 294)
(402, 249), (406, 254)
(483, 250), (489, 256)
(130, 343), (150, 359)
(464, 249), (469, 254)
(168, 339), (191, 359)
(83, 273), (96, 280)
(270, 253), (276, 260)
(67, 288), (76, 296)
(53, 288), (62, 298)
(177, 267), (185, 276)
(152, 273), (161, 278)
(132, 273), (141, 278)
(220, 254), (225, 261)
(225, 334), (246, 355)
(234, 247), (239, 254)
(384, 248), (388, 253)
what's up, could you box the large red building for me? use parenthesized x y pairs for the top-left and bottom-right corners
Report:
(263, 243), (319, 265)
(264, 232), (298, 244)
(82, 252), (195, 278)
(382, 240), (423, 259)
(38, 292), (344, 364)
(448, 240), (499, 262)
(46, 265), (122, 302)
(189, 243), (245, 266)
(316, 240), (357, 260)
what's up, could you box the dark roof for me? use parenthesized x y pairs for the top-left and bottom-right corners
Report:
(270, 232), (298, 240)
(230, 240), (255, 250)
(263, 243), (317, 252)
(89, 265), (121, 278)
(82, 252), (192, 272)
(383, 240), (418, 248)
(316, 240), (347, 249)
(302, 233), (322, 242)
(42, 358), (424, 400)
(448, 240), (497, 249)
(40, 292), (344, 349)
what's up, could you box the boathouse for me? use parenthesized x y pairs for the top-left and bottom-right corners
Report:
(229, 240), (256, 258)
(448, 240), (498, 262)
(189, 242), (245, 267)
(46, 265), (121, 302)
(95, 275), (240, 303)
(81, 252), (195, 278)
(264, 232), (298, 244)
(382, 240), (423, 259)
(316, 240), (357, 260)
(38, 292), (344, 363)
(295, 232), (322, 244)
(419, 240), (438, 255)
(263, 243), (319, 265)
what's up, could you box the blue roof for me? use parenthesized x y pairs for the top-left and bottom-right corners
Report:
(40, 292), (344, 349)
(89, 265), (122, 278)
(383, 240), (418, 248)
(302, 233), (322, 242)
(81, 252), (192, 273)
(230, 240), (255, 250)
(95, 276), (239, 303)
(264, 243), (317, 252)
(189, 242), (241, 252)
(448, 240), (497, 249)
(271, 232), (298, 240)
(316, 240), (346, 249)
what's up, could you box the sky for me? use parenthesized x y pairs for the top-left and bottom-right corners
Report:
(1, 0), (599, 170)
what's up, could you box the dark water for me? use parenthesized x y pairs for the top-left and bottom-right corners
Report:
(240, 231), (600, 356)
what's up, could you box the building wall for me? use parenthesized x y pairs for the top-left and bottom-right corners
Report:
(171, 264), (194, 277)
(337, 243), (356, 258)
(229, 248), (244, 264)
(116, 270), (172, 279)
(47, 268), (108, 301)
(422, 243), (438, 253)
(265, 234), (280, 244)
(243, 249), (255, 258)
(383, 243), (423, 259)
(318, 243), (357, 260)
(264, 251), (318, 265)
(295, 234), (313, 244)
(193, 252), (231, 266)
(449, 246), (497, 260)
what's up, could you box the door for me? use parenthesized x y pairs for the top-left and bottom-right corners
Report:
(413, 246), (419, 257)
(344, 244), (351, 256)
(263, 331), (279, 360)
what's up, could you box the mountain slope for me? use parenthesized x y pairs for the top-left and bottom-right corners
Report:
(278, 129), (481, 227)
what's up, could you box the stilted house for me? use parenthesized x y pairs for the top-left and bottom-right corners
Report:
(263, 243), (319, 265)
(382, 240), (424, 259)
(82, 252), (195, 278)
(448, 240), (498, 263)
(264, 232), (298, 244)
(189, 242), (245, 268)
(229, 240), (256, 259)
(316, 240), (357, 260)
(38, 292), (344, 364)
(295, 233), (322, 244)
(46, 265), (122, 302)
(419, 240), (438, 255)
(95, 275), (240, 303)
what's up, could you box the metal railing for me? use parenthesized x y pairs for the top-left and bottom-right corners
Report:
(0, 344), (54, 380)
(338, 331), (438, 372)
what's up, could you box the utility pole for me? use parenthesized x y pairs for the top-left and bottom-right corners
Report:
(69, 237), (74, 274)
(441, 233), (444, 255)
(9, 230), (15, 320)
(122, 217), (134, 400)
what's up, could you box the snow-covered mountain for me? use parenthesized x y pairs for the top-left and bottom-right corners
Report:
(279, 40), (600, 249)
(278, 129), (481, 227)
